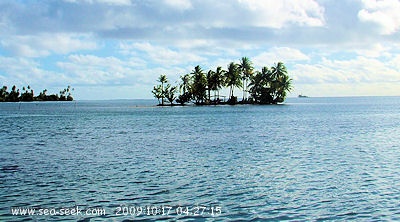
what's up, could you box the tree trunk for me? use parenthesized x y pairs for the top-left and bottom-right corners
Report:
(161, 83), (164, 106)
(242, 78), (245, 102)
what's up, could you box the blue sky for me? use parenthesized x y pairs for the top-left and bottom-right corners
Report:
(0, 0), (399, 100)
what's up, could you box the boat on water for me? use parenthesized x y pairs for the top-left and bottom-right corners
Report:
(298, 94), (309, 98)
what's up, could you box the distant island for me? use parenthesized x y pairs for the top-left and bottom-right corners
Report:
(152, 57), (292, 106)
(0, 85), (74, 102)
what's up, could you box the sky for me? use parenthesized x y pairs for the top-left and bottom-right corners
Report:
(0, 0), (399, 100)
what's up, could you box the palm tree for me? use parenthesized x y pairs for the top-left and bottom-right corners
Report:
(38, 89), (48, 101)
(66, 86), (74, 101)
(165, 84), (177, 106)
(191, 65), (207, 104)
(0, 86), (8, 102)
(274, 73), (293, 103)
(259, 66), (273, 88)
(150, 58), (293, 106)
(248, 71), (263, 102)
(176, 73), (192, 105)
(225, 62), (242, 104)
(270, 62), (289, 101)
(152, 85), (163, 105)
(249, 66), (274, 104)
(8, 85), (20, 102)
(271, 62), (287, 81)
(179, 74), (191, 95)
(238, 57), (253, 102)
(21, 85), (34, 101)
(158, 74), (168, 106)
(206, 70), (215, 102)
(211, 66), (226, 102)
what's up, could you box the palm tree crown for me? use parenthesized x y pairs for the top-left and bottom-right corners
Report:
(191, 65), (207, 104)
(225, 62), (242, 101)
(158, 74), (168, 105)
(179, 74), (191, 94)
(238, 57), (253, 101)
(211, 66), (226, 101)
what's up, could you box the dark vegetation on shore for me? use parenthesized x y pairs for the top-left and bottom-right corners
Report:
(0, 85), (74, 102)
(152, 57), (293, 106)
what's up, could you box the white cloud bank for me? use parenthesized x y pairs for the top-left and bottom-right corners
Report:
(0, 0), (399, 99)
(1, 34), (97, 58)
(358, 0), (400, 34)
(238, 0), (325, 28)
(64, 0), (132, 6)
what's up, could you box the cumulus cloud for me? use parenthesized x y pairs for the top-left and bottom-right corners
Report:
(119, 42), (206, 66)
(0, 0), (399, 99)
(293, 56), (400, 85)
(253, 47), (310, 68)
(0, 56), (71, 88)
(0, 0), (326, 40)
(63, 0), (132, 6)
(163, 0), (192, 11)
(293, 82), (400, 97)
(388, 54), (400, 70)
(1, 34), (97, 57)
(238, 0), (325, 28)
(57, 54), (141, 85)
(354, 43), (391, 58)
(358, 0), (400, 34)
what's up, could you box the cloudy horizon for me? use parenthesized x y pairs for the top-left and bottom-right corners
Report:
(0, 0), (399, 100)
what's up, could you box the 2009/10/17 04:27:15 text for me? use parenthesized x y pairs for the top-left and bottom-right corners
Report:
(115, 205), (222, 217)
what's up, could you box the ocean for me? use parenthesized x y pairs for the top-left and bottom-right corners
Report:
(1, 97), (400, 221)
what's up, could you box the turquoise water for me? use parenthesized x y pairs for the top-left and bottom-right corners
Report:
(1, 97), (400, 221)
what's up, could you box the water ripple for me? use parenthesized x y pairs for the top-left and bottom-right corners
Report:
(1, 98), (400, 221)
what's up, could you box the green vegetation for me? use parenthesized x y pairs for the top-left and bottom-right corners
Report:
(152, 57), (293, 106)
(0, 85), (74, 102)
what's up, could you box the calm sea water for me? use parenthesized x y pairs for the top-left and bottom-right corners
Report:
(1, 97), (400, 221)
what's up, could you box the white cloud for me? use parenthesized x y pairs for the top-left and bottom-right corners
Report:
(292, 53), (400, 97)
(358, 0), (400, 34)
(57, 55), (140, 84)
(253, 47), (310, 68)
(55, 54), (184, 91)
(238, 0), (325, 28)
(389, 54), (400, 70)
(120, 42), (206, 66)
(292, 82), (400, 97)
(163, 0), (192, 11)
(354, 43), (391, 58)
(293, 56), (400, 85)
(64, 0), (132, 5)
(1, 0), (400, 99)
(1, 34), (97, 57)
(0, 56), (71, 89)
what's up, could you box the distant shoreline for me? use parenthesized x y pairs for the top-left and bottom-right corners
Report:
(0, 85), (74, 102)
(2, 96), (399, 104)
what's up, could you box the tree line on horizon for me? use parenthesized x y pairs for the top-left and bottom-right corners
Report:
(0, 85), (74, 102)
(152, 57), (293, 106)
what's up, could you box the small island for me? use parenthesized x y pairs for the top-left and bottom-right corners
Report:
(152, 57), (292, 106)
(0, 85), (74, 102)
